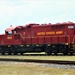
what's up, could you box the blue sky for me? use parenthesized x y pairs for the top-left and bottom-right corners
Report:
(0, 0), (75, 33)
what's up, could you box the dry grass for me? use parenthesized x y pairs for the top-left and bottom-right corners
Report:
(0, 54), (75, 75)
(0, 56), (75, 61)
(0, 62), (75, 75)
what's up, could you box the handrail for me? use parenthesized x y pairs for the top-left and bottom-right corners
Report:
(14, 33), (70, 47)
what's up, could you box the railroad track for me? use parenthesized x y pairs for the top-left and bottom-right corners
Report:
(0, 58), (75, 65)
(0, 54), (75, 56)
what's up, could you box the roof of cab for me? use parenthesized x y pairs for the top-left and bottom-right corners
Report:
(5, 25), (16, 32)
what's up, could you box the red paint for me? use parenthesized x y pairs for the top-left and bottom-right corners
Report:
(0, 22), (75, 45)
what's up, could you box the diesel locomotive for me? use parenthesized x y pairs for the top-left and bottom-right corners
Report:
(0, 22), (75, 55)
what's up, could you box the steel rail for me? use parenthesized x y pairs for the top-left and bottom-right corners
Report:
(0, 58), (75, 65)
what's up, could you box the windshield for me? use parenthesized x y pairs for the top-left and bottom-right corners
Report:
(7, 31), (12, 35)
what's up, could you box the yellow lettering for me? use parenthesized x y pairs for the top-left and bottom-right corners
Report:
(37, 32), (41, 35)
(37, 32), (45, 35)
(46, 32), (55, 35)
(37, 31), (63, 35)
(56, 31), (63, 34)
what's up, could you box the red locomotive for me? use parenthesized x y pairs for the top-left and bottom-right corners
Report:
(0, 22), (75, 55)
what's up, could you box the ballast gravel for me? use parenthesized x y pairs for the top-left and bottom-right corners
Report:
(0, 61), (75, 69)
(38, 63), (75, 69)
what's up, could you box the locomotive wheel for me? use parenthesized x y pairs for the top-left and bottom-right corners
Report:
(46, 52), (51, 55)
(49, 52), (51, 55)
(14, 52), (17, 55)
(1, 50), (5, 55)
(70, 52), (73, 55)
(52, 48), (58, 55)
(45, 51), (51, 55)
(8, 50), (12, 55)
(21, 53), (23, 55)
(54, 52), (57, 55)
(63, 52), (68, 55)
(45, 47), (52, 55)
(63, 47), (68, 55)
(8, 52), (11, 55)
(2, 52), (5, 55)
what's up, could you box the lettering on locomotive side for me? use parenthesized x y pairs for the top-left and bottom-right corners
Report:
(56, 31), (63, 34)
(37, 32), (45, 35)
(37, 31), (63, 35)
(46, 32), (55, 35)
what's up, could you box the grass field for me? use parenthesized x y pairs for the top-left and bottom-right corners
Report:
(0, 62), (75, 75)
(0, 56), (75, 61)
(0, 56), (75, 75)
(0, 63), (75, 75)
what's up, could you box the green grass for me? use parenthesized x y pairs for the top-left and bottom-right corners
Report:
(0, 62), (75, 75)
(0, 56), (75, 61)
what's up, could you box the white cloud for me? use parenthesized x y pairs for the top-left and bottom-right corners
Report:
(40, 12), (74, 24)
(0, 0), (75, 33)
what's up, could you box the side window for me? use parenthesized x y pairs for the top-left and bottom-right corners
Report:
(14, 31), (17, 34)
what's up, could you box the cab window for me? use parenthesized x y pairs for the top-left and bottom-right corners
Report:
(7, 31), (12, 35)
(14, 31), (17, 34)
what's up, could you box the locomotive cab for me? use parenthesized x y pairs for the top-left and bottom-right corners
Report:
(5, 25), (16, 36)
(5, 26), (20, 45)
(5, 26), (17, 41)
